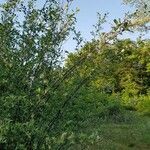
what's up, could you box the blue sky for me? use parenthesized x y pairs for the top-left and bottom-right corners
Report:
(64, 0), (149, 52)
(0, 0), (149, 52)
(71, 0), (131, 39)
(63, 0), (134, 51)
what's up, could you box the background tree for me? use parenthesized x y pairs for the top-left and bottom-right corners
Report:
(65, 38), (150, 108)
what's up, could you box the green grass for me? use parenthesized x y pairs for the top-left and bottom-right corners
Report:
(68, 112), (150, 150)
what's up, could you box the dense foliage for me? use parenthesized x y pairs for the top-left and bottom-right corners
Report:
(0, 0), (150, 149)
(65, 39), (150, 112)
(0, 0), (78, 148)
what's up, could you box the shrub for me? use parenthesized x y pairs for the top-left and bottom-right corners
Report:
(136, 95), (150, 116)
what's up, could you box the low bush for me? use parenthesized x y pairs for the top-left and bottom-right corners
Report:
(63, 89), (133, 132)
(136, 95), (150, 116)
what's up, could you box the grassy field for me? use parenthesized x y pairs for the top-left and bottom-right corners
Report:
(68, 112), (150, 150)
